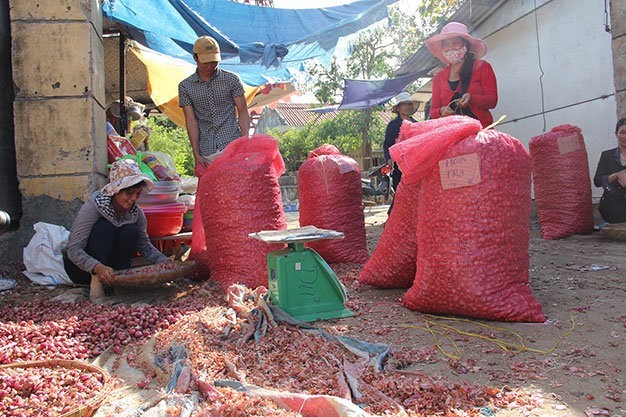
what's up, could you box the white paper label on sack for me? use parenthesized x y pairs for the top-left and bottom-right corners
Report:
(318, 155), (359, 174)
(557, 134), (582, 155)
(439, 153), (481, 190)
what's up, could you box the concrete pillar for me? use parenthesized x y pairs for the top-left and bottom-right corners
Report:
(612, 0), (626, 118)
(2, 0), (106, 262)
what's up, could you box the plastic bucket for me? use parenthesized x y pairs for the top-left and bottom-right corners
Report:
(141, 203), (187, 237)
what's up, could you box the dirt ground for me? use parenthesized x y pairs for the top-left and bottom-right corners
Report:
(0, 205), (624, 416)
(348, 206), (625, 417)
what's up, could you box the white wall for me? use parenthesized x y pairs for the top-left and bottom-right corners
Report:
(475, 0), (617, 198)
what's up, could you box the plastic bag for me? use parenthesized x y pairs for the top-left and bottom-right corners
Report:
(119, 153), (158, 181)
(107, 135), (125, 164)
(141, 151), (180, 181)
(22, 222), (74, 286)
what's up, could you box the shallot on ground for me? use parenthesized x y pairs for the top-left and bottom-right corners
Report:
(0, 365), (106, 416)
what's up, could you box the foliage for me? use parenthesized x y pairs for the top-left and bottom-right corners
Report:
(417, 0), (463, 37)
(145, 116), (194, 177)
(270, 109), (386, 173)
(300, 2), (462, 157)
(388, 8), (424, 63)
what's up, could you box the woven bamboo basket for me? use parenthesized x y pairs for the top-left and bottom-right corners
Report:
(600, 223), (626, 241)
(99, 260), (197, 287)
(0, 359), (112, 417)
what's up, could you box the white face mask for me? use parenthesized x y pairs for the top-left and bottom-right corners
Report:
(442, 45), (467, 64)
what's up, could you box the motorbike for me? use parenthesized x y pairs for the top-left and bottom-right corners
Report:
(361, 163), (394, 205)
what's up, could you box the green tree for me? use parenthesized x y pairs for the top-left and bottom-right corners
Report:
(306, 27), (395, 164)
(270, 109), (386, 174)
(146, 116), (195, 177)
(416, 0), (463, 37)
(301, 2), (461, 164)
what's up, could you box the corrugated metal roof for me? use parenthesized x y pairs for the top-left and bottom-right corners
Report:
(275, 103), (395, 127)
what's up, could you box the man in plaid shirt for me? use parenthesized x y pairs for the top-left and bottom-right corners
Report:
(179, 36), (250, 174)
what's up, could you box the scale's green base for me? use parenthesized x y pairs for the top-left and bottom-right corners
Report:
(267, 242), (353, 322)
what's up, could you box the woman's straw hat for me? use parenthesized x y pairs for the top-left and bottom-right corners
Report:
(425, 22), (487, 64)
(391, 92), (418, 114)
(101, 159), (154, 196)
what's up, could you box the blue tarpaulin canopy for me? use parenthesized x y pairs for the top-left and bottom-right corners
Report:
(306, 70), (431, 113)
(338, 71), (428, 110)
(329, 0), (504, 111)
(103, 0), (395, 87)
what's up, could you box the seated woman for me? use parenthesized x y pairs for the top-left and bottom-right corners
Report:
(593, 118), (626, 224)
(63, 159), (168, 299)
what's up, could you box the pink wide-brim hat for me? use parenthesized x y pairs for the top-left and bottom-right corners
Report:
(425, 22), (488, 64)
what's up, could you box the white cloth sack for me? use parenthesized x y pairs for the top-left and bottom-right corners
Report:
(23, 222), (74, 286)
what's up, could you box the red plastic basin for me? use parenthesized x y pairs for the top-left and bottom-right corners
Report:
(141, 203), (187, 237)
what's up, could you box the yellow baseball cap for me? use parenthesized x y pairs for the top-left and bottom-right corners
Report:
(193, 36), (221, 63)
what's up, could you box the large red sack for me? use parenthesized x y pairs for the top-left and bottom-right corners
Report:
(396, 115), (473, 143)
(188, 195), (210, 280)
(359, 118), (483, 288)
(402, 129), (545, 322)
(197, 135), (286, 290)
(298, 145), (368, 263)
(357, 180), (420, 288)
(357, 119), (453, 288)
(529, 124), (594, 239)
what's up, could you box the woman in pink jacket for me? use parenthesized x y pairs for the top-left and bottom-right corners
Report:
(425, 22), (498, 128)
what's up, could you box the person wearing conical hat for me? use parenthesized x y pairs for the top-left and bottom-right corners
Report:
(384, 92), (418, 196)
(425, 22), (498, 127)
(63, 159), (168, 299)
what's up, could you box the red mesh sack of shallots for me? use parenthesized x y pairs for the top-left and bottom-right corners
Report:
(529, 124), (594, 239)
(197, 135), (286, 290)
(188, 195), (210, 280)
(396, 115), (471, 142)
(298, 145), (368, 263)
(401, 128), (545, 322)
(358, 118), (459, 288)
(358, 180), (420, 288)
(360, 118), (483, 288)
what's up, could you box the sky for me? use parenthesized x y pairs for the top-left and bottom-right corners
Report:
(273, 0), (418, 12)
(271, 0), (420, 103)
(273, 0), (354, 8)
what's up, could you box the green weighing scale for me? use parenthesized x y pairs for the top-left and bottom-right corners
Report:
(249, 226), (354, 322)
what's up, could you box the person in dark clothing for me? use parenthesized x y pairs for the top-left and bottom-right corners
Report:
(593, 118), (626, 223)
(383, 92), (418, 193)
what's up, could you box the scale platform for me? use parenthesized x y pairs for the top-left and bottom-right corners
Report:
(249, 226), (354, 322)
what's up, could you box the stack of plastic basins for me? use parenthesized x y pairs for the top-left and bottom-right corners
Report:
(178, 195), (195, 233)
(139, 181), (187, 237)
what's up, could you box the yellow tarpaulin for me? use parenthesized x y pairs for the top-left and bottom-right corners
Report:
(129, 42), (294, 128)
